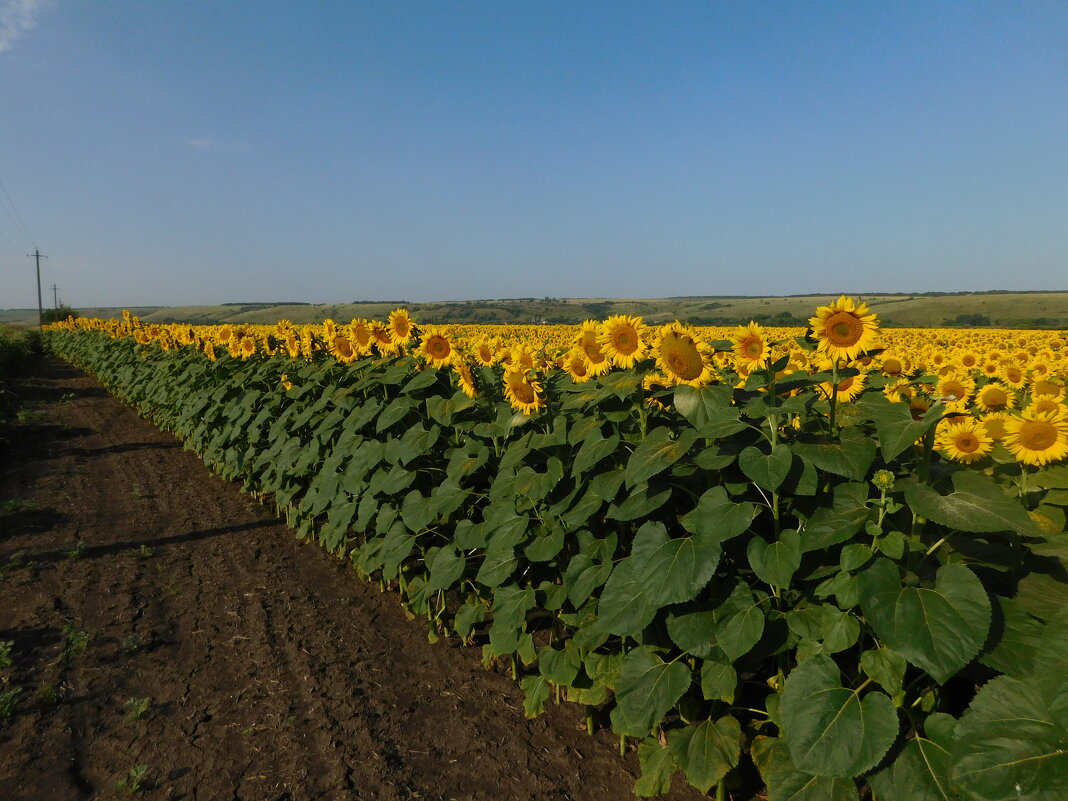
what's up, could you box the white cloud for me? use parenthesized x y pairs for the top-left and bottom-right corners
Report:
(0, 0), (52, 53)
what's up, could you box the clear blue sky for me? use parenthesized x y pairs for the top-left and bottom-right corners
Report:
(1, 1), (1066, 308)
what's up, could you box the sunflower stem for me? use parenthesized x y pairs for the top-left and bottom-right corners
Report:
(828, 361), (840, 435)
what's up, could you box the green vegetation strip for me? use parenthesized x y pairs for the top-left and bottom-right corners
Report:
(44, 328), (1068, 800)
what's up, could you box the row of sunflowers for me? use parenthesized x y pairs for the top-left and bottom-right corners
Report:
(45, 297), (1068, 468)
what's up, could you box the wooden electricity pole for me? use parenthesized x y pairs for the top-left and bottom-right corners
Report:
(51, 283), (59, 309)
(29, 249), (46, 326)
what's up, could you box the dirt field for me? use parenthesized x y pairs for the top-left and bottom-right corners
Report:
(0, 358), (709, 801)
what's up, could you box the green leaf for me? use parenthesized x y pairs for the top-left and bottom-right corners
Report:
(750, 735), (860, 801)
(538, 644), (582, 686)
(780, 654), (898, 777)
(596, 558), (656, 636)
(905, 471), (1041, 536)
(453, 599), (486, 640)
(858, 558), (991, 683)
(860, 646), (908, 696)
(521, 675), (550, 718)
(614, 645), (693, 737)
(672, 383), (737, 432)
(950, 675), (1068, 801)
(794, 427), (877, 481)
(748, 529), (802, 589)
(488, 584), (535, 655)
(606, 484), (671, 521)
(868, 713), (959, 801)
(668, 717), (741, 793)
(426, 544), (466, 592)
(699, 651), (737, 703)
(625, 426), (698, 489)
(861, 392), (941, 462)
(679, 486), (756, 545)
(635, 739), (678, 797)
(572, 430), (620, 477)
(374, 396), (413, 433)
(739, 443), (794, 492)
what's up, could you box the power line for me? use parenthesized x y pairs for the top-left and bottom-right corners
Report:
(0, 221), (25, 253)
(0, 174), (36, 249)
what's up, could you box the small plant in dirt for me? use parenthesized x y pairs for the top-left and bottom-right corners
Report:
(1, 498), (39, 514)
(116, 764), (150, 794)
(130, 487), (143, 499)
(0, 640), (13, 669)
(125, 545), (154, 559)
(15, 407), (46, 425)
(0, 550), (28, 577)
(66, 539), (88, 560)
(120, 634), (142, 654)
(0, 688), (21, 722)
(124, 696), (152, 720)
(37, 683), (58, 707)
(60, 624), (88, 662)
(59, 392), (75, 405)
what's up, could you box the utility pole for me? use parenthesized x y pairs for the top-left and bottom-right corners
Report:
(51, 284), (59, 309)
(28, 249), (46, 326)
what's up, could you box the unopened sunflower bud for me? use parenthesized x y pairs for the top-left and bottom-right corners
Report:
(872, 469), (895, 492)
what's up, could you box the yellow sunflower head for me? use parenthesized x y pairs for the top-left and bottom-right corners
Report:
(453, 360), (478, 398)
(349, 319), (374, 356)
(472, 337), (502, 366)
(730, 321), (772, 371)
(503, 368), (545, 415)
(808, 296), (880, 363)
(202, 339), (217, 362)
(1031, 378), (1066, 402)
(596, 315), (649, 369)
(1003, 409), (1068, 466)
(936, 373), (975, 410)
(562, 347), (594, 384)
(878, 352), (910, 378)
(1026, 394), (1068, 420)
(388, 308), (416, 346)
(980, 411), (1011, 442)
(238, 336), (257, 360)
(329, 333), (357, 364)
(416, 325), (457, 369)
(817, 370), (867, 403)
(576, 320), (611, 375)
(371, 322), (400, 356)
(936, 419), (993, 464)
(653, 322), (715, 387)
(974, 382), (1016, 413)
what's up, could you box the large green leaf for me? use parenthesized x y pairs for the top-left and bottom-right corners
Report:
(613, 645), (693, 737)
(635, 739), (678, 797)
(748, 529), (802, 589)
(780, 654), (898, 777)
(672, 383), (737, 432)
(858, 558), (991, 683)
(426, 544), (466, 592)
(905, 470), (1041, 536)
(750, 735), (860, 801)
(793, 427), (877, 481)
(624, 426), (699, 489)
(739, 443), (794, 492)
(868, 713), (960, 801)
(668, 716), (741, 793)
(572, 430), (620, 477)
(679, 486), (756, 545)
(597, 522), (719, 635)
(950, 675), (1068, 801)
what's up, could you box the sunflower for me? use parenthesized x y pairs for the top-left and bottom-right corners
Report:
(936, 373), (975, 410)
(642, 371), (672, 411)
(1003, 409), (1068, 466)
(283, 329), (302, 358)
(1026, 395), (1068, 419)
(1031, 378), (1066, 402)
(576, 320), (612, 377)
(280, 373), (293, 391)
(936, 419), (993, 464)
(323, 318), (338, 342)
(597, 315), (649, 369)
(237, 336), (257, 360)
(453, 360), (478, 398)
(472, 336), (503, 366)
(998, 362), (1027, 390)
(202, 339), (217, 362)
(562, 348), (594, 383)
(816, 371), (867, 403)
(388, 308), (416, 347)
(329, 333), (357, 364)
(882, 378), (913, 403)
(503, 368), (545, 415)
(416, 325), (457, 368)
(349, 319), (374, 356)
(956, 351), (981, 371)
(980, 411), (1011, 442)
(371, 322), (400, 356)
(730, 321), (772, 371)
(808, 296), (880, 362)
(653, 322), (715, 387)
(878, 352), (910, 378)
(979, 359), (1001, 379)
(974, 382), (1016, 413)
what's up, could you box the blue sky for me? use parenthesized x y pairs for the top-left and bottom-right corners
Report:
(1, 1), (1066, 308)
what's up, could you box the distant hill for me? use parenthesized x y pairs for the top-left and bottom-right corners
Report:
(3, 291), (1067, 330)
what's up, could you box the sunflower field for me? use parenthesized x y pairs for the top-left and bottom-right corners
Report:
(43, 299), (1068, 800)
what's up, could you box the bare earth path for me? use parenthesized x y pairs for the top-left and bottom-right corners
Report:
(0, 358), (708, 801)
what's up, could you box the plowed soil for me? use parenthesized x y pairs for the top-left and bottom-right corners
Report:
(0, 358), (710, 801)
